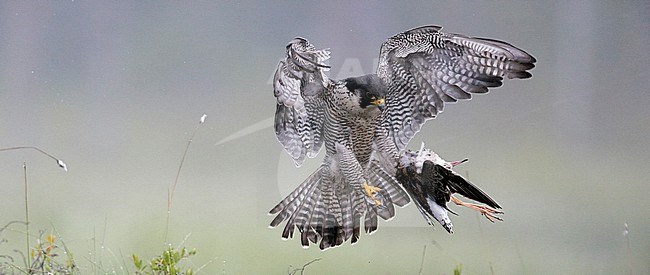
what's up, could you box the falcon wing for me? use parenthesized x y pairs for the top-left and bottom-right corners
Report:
(273, 38), (332, 167)
(377, 25), (536, 152)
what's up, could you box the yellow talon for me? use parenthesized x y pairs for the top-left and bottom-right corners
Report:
(363, 182), (382, 206)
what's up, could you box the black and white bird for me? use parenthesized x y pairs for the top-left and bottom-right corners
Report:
(269, 25), (535, 249)
(396, 143), (503, 234)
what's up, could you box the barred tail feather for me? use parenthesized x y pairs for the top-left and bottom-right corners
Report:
(368, 161), (411, 208)
(280, 177), (321, 240)
(269, 164), (352, 250)
(304, 194), (325, 245)
(364, 207), (378, 234)
(339, 191), (354, 243)
(270, 149), (411, 249)
(350, 187), (365, 244)
(269, 169), (320, 227)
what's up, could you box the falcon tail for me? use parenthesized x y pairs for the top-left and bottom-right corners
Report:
(269, 161), (409, 250)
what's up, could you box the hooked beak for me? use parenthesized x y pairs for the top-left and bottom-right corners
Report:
(371, 98), (385, 110)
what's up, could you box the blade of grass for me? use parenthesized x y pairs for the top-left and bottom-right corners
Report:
(0, 146), (67, 171)
(23, 163), (29, 270)
(164, 114), (207, 243)
(288, 258), (321, 275)
(624, 223), (632, 275)
(418, 245), (427, 275)
(466, 170), (495, 275)
(476, 211), (495, 275)
(49, 223), (79, 274)
(1, 145), (67, 272)
(515, 244), (527, 274)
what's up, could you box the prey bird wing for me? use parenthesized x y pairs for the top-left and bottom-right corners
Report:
(376, 25), (536, 153)
(434, 164), (500, 209)
(273, 38), (331, 167)
(396, 145), (504, 233)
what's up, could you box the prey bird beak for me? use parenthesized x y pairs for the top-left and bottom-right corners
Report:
(450, 158), (469, 167)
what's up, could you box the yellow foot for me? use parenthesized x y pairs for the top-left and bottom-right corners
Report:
(363, 182), (382, 206)
(450, 195), (503, 223)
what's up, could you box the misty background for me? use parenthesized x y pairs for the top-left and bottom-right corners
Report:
(1, 1), (648, 274)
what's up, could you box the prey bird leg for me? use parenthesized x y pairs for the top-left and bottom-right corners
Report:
(450, 195), (503, 222)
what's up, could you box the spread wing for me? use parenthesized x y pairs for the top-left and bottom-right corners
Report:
(377, 25), (536, 152)
(273, 38), (332, 167)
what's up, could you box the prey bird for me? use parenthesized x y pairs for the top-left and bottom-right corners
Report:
(396, 143), (503, 234)
(269, 25), (535, 249)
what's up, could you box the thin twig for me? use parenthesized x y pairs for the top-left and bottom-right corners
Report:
(418, 245), (427, 275)
(23, 163), (30, 270)
(49, 222), (79, 274)
(101, 214), (108, 273)
(83, 238), (119, 275)
(164, 114), (207, 243)
(0, 146), (67, 171)
(430, 239), (458, 263)
(1, 222), (27, 273)
(93, 225), (96, 273)
(467, 171), (494, 275)
(119, 249), (130, 275)
(10, 250), (29, 275)
(624, 223), (632, 275)
(288, 258), (321, 275)
(1, 146), (66, 272)
(515, 244), (527, 274)
(175, 233), (192, 251)
(476, 212), (494, 275)
(195, 255), (220, 273)
(0, 221), (27, 234)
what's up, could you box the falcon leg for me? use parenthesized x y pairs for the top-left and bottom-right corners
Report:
(450, 195), (503, 222)
(362, 182), (382, 206)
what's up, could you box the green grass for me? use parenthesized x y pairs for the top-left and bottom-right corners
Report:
(0, 116), (208, 274)
(0, 226), (78, 274)
(0, 223), (201, 274)
(132, 246), (197, 275)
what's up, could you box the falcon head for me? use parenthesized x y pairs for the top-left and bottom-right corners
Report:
(345, 74), (387, 110)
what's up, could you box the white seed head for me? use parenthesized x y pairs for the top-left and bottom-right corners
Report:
(56, 159), (68, 172)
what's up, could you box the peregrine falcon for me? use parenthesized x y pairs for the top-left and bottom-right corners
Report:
(269, 25), (535, 249)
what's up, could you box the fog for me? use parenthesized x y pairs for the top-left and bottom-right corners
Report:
(1, 1), (648, 274)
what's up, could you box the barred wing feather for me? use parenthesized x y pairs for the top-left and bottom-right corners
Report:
(377, 25), (536, 152)
(273, 38), (332, 166)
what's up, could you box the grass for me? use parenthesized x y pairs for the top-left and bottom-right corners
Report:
(0, 119), (466, 274)
(0, 115), (208, 274)
(624, 223), (632, 275)
(287, 258), (320, 275)
(0, 224), (78, 274)
(164, 114), (207, 244)
(132, 245), (197, 275)
(3, 116), (636, 274)
(0, 146), (67, 273)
